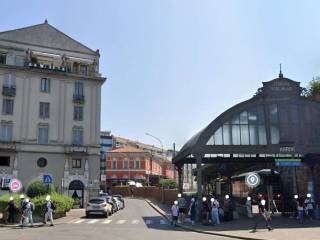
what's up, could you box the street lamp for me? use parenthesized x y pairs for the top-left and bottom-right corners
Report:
(145, 133), (164, 185)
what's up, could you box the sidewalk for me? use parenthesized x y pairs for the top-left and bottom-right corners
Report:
(147, 199), (320, 240)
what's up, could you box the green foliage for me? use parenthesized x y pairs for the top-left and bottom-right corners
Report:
(159, 179), (177, 189)
(26, 180), (55, 198)
(306, 78), (320, 99)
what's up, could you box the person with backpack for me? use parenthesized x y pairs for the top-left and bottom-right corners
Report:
(251, 199), (273, 233)
(19, 194), (26, 225)
(6, 196), (16, 224)
(23, 198), (34, 227)
(44, 195), (55, 226)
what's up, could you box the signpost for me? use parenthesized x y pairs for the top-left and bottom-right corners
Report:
(245, 172), (261, 188)
(43, 174), (53, 184)
(9, 178), (22, 192)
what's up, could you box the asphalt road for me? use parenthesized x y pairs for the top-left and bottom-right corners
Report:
(1, 198), (233, 240)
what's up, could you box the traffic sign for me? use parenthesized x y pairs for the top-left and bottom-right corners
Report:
(245, 173), (260, 188)
(275, 158), (302, 167)
(9, 178), (22, 192)
(43, 174), (53, 184)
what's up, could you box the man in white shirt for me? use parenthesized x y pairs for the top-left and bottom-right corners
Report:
(44, 195), (54, 226)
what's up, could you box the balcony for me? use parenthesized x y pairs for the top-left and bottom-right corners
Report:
(65, 145), (88, 154)
(73, 94), (85, 104)
(2, 86), (16, 97)
(0, 141), (16, 152)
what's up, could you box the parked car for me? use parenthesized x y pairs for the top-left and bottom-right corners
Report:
(113, 196), (124, 210)
(113, 195), (125, 208)
(86, 197), (112, 218)
(104, 196), (118, 214)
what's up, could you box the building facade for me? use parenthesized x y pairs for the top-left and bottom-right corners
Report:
(0, 21), (105, 206)
(100, 131), (113, 186)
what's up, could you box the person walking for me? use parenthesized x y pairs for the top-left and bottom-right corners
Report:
(304, 193), (314, 220)
(44, 195), (55, 226)
(177, 193), (187, 223)
(297, 198), (304, 224)
(251, 199), (273, 232)
(23, 198), (34, 227)
(19, 194), (26, 225)
(210, 197), (220, 225)
(171, 200), (179, 226)
(246, 196), (253, 218)
(6, 197), (16, 224)
(223, 195), (232, 221)
(188, 198), (196, 225)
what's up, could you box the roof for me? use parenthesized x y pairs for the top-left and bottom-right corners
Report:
(109, 146), (146, 153)
(0, 21), (97, 55)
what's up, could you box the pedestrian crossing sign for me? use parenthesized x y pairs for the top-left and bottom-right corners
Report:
(43, 174), (53, 184)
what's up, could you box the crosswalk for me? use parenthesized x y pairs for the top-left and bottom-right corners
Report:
(69, 218), (169, 226)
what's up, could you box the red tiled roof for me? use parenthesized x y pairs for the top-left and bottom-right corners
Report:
(109, 146), (146, 153)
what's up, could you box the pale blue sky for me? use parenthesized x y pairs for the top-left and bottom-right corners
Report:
(1, 1), (320, 149)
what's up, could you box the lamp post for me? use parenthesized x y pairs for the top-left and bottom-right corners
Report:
(145, 133), (164, 185)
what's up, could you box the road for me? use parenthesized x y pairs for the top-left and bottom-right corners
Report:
(1, 198), (233, 240)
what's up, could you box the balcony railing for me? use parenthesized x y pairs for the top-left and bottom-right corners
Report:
(73, 94), (85, 104)
(0, 141), (16, 151)
(2, 86), (16, 97)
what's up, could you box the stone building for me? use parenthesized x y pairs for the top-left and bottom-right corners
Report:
(0, 21), (106, 206)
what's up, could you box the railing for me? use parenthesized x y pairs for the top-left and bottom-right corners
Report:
(0, 141), (16, 151)
(73, 94), (85, 104)
(2, 86), (16, 97)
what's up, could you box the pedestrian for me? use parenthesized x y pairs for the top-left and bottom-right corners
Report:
(304, 193), (314, 220)
(293, 195), (299, 218)
(251, 199), (273, 232)
(23, 198), (34, 227)
(171, 200), (179, 226)
(44, 195), (55, 226)
(246, 196), (253, 218)
(223, 195), (232, 221)
(6, 197), (16, 224)
(202, 197), (210, 223)
(210, 197), (220, 225)
(297, 198), (304, 224)
(188, 198), (196, 225)
(19, 194), (26, 225)
(177, 193), (187, 223)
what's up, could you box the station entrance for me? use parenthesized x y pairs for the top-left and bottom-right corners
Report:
(173, 72), (320, 220)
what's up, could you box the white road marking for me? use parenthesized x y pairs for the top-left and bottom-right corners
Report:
(74, 219), (85, 224)
(102, 219), (112, 224)
(145, 220), (152, 225)
(131, 219), (139, 224)
(160, 219), (167, 225)
(88, 219), (99, 224)
(117, 220), (126, 224)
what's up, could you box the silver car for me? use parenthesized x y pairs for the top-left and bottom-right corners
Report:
(86, 197), (112, 218)
(113, 196), (124, 210)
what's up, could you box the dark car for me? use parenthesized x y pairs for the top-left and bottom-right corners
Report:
(112, 195), (125, 208)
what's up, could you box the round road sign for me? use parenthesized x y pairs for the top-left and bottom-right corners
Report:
(9, 178), (22, 192)
(245, 173), (260, 188)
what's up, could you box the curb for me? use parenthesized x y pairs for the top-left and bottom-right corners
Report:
(145, 199), (266, 240)
(0, 223), (45, 229)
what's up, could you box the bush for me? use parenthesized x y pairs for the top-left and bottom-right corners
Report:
(159, 179), (177, 189)
(26, 180), (55, 198)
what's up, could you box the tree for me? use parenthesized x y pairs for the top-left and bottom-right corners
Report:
(159, 179), (177, 189)
(306, 78), (320, 100)
(26, 180), (55, 198)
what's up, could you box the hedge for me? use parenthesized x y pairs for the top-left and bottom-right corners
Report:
(26, 180), (55, 198)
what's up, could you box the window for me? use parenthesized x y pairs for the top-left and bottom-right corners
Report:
(2, 99), (14, 115)
(72, 127), (83, 145)
(123, 159), (129, 169)
(37, 158), (47, 168)
(0, 122), (13, 141)
(3, 74), (15, 87)
(40, 78), (50, 93)
(80, 65), (88, 75)
(111, 160), (117, 169)
(74, 106), (83, 121)
(38, 125), (49, 144)
(135, 159), (141, 169)
(0, 53), (6, 64)
(72, 159), (81, 168)
(39, 102), (50, 118)
(0, 156), (10, 166)
(75, 82), (84, 95)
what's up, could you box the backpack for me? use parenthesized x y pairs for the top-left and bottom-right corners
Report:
(30, 203), (35, 212)
(51, 202), (56, 210)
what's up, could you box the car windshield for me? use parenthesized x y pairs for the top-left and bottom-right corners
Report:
(89, 199), (105, 204)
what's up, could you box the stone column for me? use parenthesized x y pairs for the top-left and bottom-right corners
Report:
(12, 155), (18, 178)
(195, 153), (203, 222)
(177, 165), (183, 194)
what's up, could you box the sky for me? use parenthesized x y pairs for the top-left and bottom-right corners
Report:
(1, 0), (320, 150)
